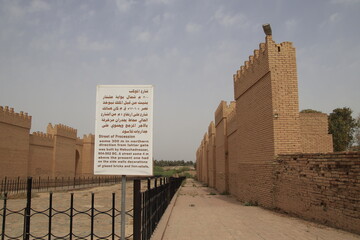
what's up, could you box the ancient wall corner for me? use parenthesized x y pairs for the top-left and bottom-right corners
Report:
(47, 123), (78, 177)
(47, 123), (77, 140)
(299, 112), (333, 153)
(80, 134), (95, 176)
(266, 35), (301, 155)
(207, 121), (216, 187)
(0, 106), (32, 178)
(0, 106), (32, 129)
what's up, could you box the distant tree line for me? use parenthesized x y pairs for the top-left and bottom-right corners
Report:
(154, 160), (194, 167)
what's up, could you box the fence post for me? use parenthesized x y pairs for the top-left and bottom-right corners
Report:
(16, 177), (20, 193)
(2, 193), (7, 240)
(133, 179), (141, 240)
(3, 177), (7, 194)
(24, 177), (32, 240)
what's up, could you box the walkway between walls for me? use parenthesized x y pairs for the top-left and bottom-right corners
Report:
(152, 178), (360, 240)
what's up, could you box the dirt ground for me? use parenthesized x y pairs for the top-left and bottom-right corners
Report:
(156, 178), (360, 240)
(0, 180), (151, 239)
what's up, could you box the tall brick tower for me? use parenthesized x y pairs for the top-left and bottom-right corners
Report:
(233, 24), (301, 206)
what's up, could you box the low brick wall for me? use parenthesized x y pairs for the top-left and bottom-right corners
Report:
(273, 152), (360, 234)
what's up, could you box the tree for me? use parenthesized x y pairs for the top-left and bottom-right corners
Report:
(300, 109), (322, 113)
(328, 107), (357, 151)
(354, 114), (360, 149)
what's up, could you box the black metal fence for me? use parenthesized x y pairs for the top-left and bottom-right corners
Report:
(0, 176), (185, 240)
(133, 177), (185, 240)
(1, 176), (122, 195)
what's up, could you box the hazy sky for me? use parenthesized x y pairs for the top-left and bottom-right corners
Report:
(1, 0), (359, 162)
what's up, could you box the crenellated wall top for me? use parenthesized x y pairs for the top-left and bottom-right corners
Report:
(215, 101), (236, 126)
(30, 131), (54, 147)
(233, 36), (295, 100)
(0, 106), (32, 129)
(83, 134), (95, 143)
(208, 121), (215, 136)
(47, 123), (77, 139)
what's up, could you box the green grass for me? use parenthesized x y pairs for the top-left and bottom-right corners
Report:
(0, 192), (39, 200)
(243, 201), (258, 206)
(153, 166), (194, 178)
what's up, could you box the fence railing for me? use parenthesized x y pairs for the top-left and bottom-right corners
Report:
(0, 176), (122, 195)
(0, 176), (185, 240)
(133, 177), (185, 240)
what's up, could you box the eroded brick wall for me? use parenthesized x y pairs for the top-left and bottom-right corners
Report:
(274, 152), (360, 234)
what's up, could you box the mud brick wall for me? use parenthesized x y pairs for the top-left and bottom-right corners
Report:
(0, 106), (95, 178)
(0, 106), (31, 177)
(300, 113), (333, 153)
(207, 122), (216, 188)
(273, 152), (360, 234)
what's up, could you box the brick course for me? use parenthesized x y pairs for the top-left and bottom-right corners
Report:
(274, 152), (360, 234)
(0, 106), (95, 178)
(195, 31), (360, 234)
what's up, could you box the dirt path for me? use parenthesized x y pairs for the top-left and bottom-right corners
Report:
(1, 180), (151, 239)
(155, 178), (360, 240)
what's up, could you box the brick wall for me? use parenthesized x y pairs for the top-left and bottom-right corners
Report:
(274, 152), (360, 234)
(300, 112), (333, 153)
(227, 107), (238, 196)
(194, 31), (355, 233)
(269, 38), (302, 154)
(0, 106), (31, 177)
(47, 123), (77, 177)
(201, 134), (209, 184)
(232, 36), (278, 207)
(0, 106), (95, 178)
(215, 101), (235, 193)
(29, 132), (54, 177)
(81, 134), (95, 176)
(207, 122), (216, 187)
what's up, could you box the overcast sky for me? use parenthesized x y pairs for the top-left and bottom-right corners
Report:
(1, 0), (359, 162)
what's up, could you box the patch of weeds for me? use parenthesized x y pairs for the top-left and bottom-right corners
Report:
(208, 192), (217, 195)
(1, 192), (39, 200)
(243, 201), (258, 206)
(220, 191), (230, 195)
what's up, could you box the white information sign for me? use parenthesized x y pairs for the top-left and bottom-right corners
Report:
(94, 85), (153, 176)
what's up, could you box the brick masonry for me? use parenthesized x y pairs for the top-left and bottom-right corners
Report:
(0, 106), (95, 178)
(274, 152), (360, 234)
(196, 32), (360, 234)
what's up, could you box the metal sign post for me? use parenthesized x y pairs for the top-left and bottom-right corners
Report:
(121, 175), (126, 240)
(94, 85), (154, 239)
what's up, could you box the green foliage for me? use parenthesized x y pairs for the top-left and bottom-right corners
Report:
(244, 201), (258, 206)
(328, 107), (357, 151)
(354, 114), (360, 148)
(300, 109), (322, 113)
(153, 166), (194, 178)
(154, 160), (194, 167)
